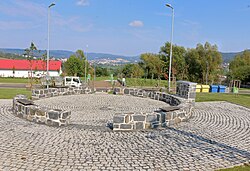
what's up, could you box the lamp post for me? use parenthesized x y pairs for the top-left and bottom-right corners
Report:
(166, 3), (174, 93)
(47, 3), (55, 89)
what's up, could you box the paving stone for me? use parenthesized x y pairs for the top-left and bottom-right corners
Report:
(0, 97), (249, 170)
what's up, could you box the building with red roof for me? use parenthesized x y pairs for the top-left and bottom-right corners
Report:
(0, 59), (62, 78)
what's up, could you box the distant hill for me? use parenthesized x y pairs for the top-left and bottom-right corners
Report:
(0, 48), (249, 63)
(220, 52), (237, 63)
(221, 50), (250, 63)
(0, 48), (140, 62)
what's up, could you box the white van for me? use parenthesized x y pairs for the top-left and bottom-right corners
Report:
(64, 77), (82, 87)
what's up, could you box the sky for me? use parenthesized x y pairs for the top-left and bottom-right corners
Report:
(0, 0), (249, 56)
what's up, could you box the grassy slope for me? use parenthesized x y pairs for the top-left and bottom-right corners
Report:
(0, 88), (31, 99)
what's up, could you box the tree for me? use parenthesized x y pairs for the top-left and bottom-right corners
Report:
(63, 49), (87, 77)
(131, 64), (144, 78)
(229, 50), (250, 84)
(160, 42), (187, 80)
(24, 42), (38, 88)
(64, 55), (83, 76)
(185, 42), (222, 84)
(121, 64), (134, 78)
(140, 53), (164, 80)
(95, 67), (109, 77)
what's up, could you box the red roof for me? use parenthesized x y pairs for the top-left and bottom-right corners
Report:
(0, 59), (61, 71)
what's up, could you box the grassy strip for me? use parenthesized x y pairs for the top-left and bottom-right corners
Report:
(0, 88), (31, 99)
(217, 164), (250, 171)
(125, 78), (169, 87)
(0, 77), (28, 83)
(196, 93), (250, 108)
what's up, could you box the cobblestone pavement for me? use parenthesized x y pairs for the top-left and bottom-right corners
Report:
(0, 94), (249, 171)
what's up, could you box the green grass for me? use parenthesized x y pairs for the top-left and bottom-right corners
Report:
(0, 77), (28, 83)
(0, 88), (32, 99)
(240, 88), (250, 90)
(217, 164), (250, 171)
(125, 78), (169, 88)
(196, 93), (250, 108)
(80, 76), (118, 81)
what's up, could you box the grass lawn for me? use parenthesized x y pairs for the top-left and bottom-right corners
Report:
(196, 93), (250, 108)
(125, 78), (169, 88)
(0, 88), (31, 99)
(0, 77), (28, 83)
(217, 164), (250, 171)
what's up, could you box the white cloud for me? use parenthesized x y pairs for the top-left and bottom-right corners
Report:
(76, 0), (89, 6)
(129, 20), (144, 27)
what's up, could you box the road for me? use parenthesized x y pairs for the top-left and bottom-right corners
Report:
(0, 83), (27, 88)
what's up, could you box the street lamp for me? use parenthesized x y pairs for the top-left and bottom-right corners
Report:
(47, 3), (55, 89)
(166, 3), (174, 93)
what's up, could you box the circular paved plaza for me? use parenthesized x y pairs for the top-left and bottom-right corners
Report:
(0, 94), (249, 171)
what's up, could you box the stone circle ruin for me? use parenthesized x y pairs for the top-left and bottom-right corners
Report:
(12, 81), (197, 131)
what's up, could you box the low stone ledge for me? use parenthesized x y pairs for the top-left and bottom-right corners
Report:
(113, 81), (196, 131)
(13, 95), (71, 127)
(31, 86), (92, 100)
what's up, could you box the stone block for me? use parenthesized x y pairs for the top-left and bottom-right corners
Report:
(17, 104), (22, 112)
(160, 112), (166, 123)
(113, 124), (120, 130)
(165, 112), (172, 121)
(144, 123), (151, 129)
(39, 94), (46, 98)
(120, 124), (133, 130)
(113, 114), (127, 123)
(154, 94), (159, 100)
(151, 122), (160, 129)
(46, 119), (60, 127)
(48, 110), (60, 120)
(24, 106), (29, 115)
(37, 116), (46, 123)
(27, 115), (34, 121)
(36, 109), (46, 117)
(146, 114), (157, 122)
(61, 111), (71, 119)
(59, 119), (67, 124)
(29, 106), (39, 115)
(132, 114), (145, 122)
(143, 92), (148, 98)
(134, 122), (144, 130)
(130, 91), (135, 96)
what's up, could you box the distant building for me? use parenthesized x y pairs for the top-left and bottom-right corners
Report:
(0, 59), (62, 78)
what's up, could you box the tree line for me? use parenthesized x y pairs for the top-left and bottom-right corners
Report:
(63, 42), (249, 85)
(121, 42), (223, 84)
(228, 50), (250, 84)
(17, 41), (249, 85)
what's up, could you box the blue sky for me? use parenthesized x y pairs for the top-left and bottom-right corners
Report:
(0, 0), (249, 56)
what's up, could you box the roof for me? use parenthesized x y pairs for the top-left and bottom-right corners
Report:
(0, 59), (61, 71)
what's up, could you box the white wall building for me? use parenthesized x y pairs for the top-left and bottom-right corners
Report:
(0, 59), (62, 78)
